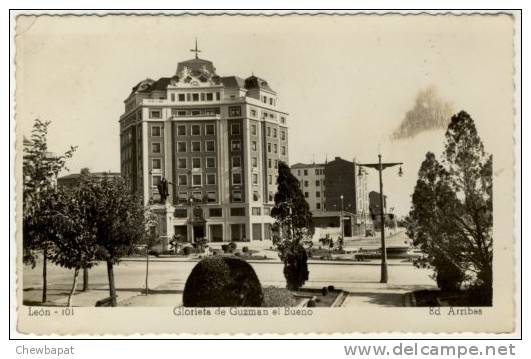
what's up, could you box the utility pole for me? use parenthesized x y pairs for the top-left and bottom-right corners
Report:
(357, 154), (403, 284)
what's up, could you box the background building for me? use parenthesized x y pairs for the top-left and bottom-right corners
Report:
(119, 48), (289, 246)
(292, 156), (372, 236)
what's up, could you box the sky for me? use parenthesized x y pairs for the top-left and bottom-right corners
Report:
(15, 14), (515, 216)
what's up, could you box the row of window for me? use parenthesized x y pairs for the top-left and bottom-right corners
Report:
(301, 179), (323, 187)
(297, 168), (324, 176)
(152, 124), (218, 137)
(169, 92), (221, 103)
(151, 140), (217, 154)
(152, 154), (281, 172)
(172, 173), (218, 187)
(304, 191), (322, 198)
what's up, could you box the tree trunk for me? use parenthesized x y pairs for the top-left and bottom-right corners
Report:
(145, 253), (150, 295)
(82, 266), (89, 291)
(67, 268), (80, 307)
(106, 260), (117, 307)
(42, 246), (48, 304)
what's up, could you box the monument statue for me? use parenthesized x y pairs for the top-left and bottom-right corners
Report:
(157, 177), (169, 204)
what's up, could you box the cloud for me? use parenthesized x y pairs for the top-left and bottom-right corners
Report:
(391, 86), (453, 140)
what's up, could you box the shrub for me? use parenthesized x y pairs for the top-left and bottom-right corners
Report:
(434, 258), (465, 291)
(183, 256), (263, 307)
(182, 246), (195, 256)
(242, 246), (249, 253)
(321, 287), (328, 296)
(229, 242), (237, 251)
(327, 285), (335, 291)
(307, 299), (316, 307)
(221, 244), (229, 253)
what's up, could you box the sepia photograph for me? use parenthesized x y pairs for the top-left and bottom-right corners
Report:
(12, 11), (519, 335)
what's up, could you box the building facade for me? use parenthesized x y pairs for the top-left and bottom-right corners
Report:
(119, 51), (289, 246)
(291, 157), (372, 236)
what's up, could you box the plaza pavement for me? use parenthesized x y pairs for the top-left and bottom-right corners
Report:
(22, 256), (436, 308)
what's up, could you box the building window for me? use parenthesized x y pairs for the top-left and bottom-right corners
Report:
(262, 96), (267, 104)
(177, 192), (188, 203)
(177, 141), (187, 153)
(177, 175), (187, 186)
(316, 203), (321, 210)
(232, 190), (242, 202)
(304, 180), (309, 187)
(206, 93), (213, 101)
(177, 125), (186, 136)
(281, 146), (286, 155)
(252, 157), (257, 168)
(273, 128), (277, 138)
(267, 127), (271, 137)
(273, 144), (278, 153)
(253, 191), (260, 201)
(229, 106), (242, 117)
(178, 94), (185, 102)
(231, 123), (241, 135)
(304, 192), (309, 198)
(304, 169), (308, 176)
(209, 208), (222, 217)
(268, 159), (272, 168)
(206, 124), (215, 135)
(268, 192), (274, 202)
(191, 110), (201, 116)
(267, 143), (271, 153)
(206, 174), (216, 185)
(232, 156), (241, 168)
(152, 158), (161, 170)
(192, 191), (202, 202)
(151, 126), (161, 137)
(316, 180), (320, 186)
(192, 174), (202, 186)
(192, 93), (199, 102)
(230, 207), (245, 216)
(151, 142), (161, 153)
(274, 160), (278, 168)
(191, 141), (201, 152)
(206, 140), (215, 152)
(192, 157), (201, 169)
(316, 191), (321, 198)
(206, 191), (216, 203)
(206, 157), (216, 168)
(280, 130), (286, 140)
(177, 158), (187, 169)
(250, 109), (257, 117)
(191, 124), (201, 136)
(251, 124), (257, 135)
(151, 175), (162, 188)
(280, 116), (286, 124)
(268, 175), (272, 185)
(252, 207), (261, 216)
(232, 173), (242, 185)
(149, 109), (161, 119)
(231, 140), (241, 151)
(251, 141), (257, 151)
(252, 173), (259, 185)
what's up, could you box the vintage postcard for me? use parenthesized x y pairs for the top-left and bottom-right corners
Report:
(12, 11), (520, 335)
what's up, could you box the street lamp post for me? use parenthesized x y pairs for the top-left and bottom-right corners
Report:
(340, 194), (344, 239)
(357, 154), (403, 284)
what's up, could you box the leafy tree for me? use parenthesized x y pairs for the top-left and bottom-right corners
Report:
(23, 119), (76, 303)
(46, 184), (99, 306)
(271, 161), (314, 290)
(407, 111), (493, 301)
(81, 176), (147, 306)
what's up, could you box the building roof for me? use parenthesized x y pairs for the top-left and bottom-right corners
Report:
(244, 75), (275, 93)
(291, 162), (325, 169)
(58, 172), (121, 182)
(176, 57), (217, 76)
(220, 76), (246, 89)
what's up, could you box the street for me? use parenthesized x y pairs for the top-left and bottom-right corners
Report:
(23, 256), (436, 307)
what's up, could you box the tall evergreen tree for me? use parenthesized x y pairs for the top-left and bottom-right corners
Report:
(271, 162), (314, 290)
(407, 111), (493, 302)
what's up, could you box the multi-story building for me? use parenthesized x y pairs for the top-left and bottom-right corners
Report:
(290, 163), (326, 211)
(291, 157), (372, 236)
(119, 48), (289, 246)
